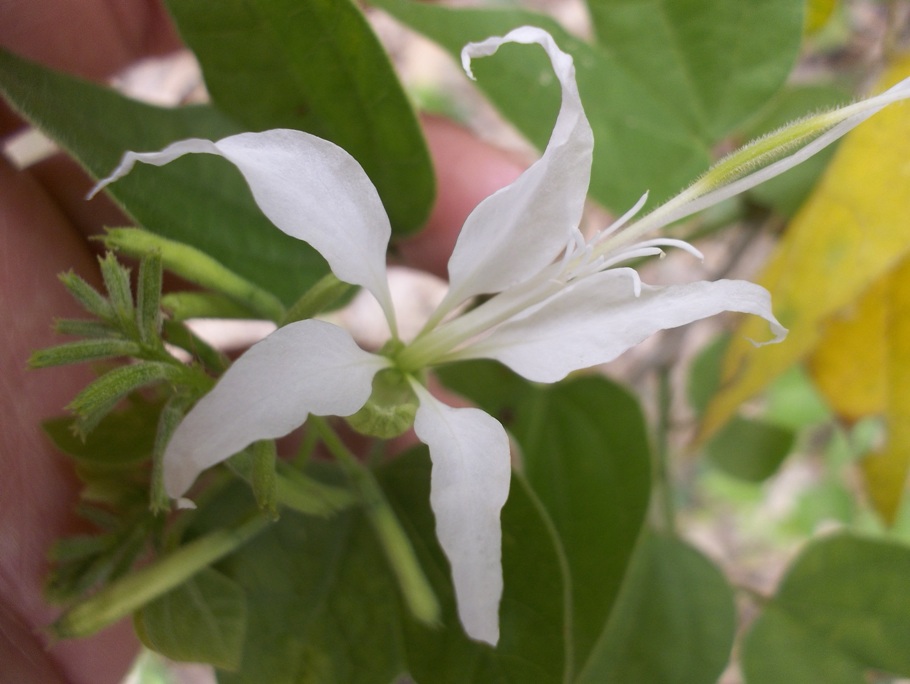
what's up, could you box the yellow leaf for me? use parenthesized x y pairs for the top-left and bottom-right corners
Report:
(702, 56), (910, 440)
(807, 256), (910, 524)
(805, 0), (836, 35)
(808, 275), (888, 421)
(861, 257), (910, 525)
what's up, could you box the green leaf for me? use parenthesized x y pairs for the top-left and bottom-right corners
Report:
(435, 359), (530, 419)
(577, 533), (736, 684)
(135, 568), (248, 672)
(164, 0), (433, 233)
(372, 0), (710, 211)
(705, 417), (795, 482)
(0, 49), (328, 304)
(136, 253), (164, 345)
(513, 376), (651, 671)
(189, 450), (567, 683)
(742, 533), (910, 683)
(586, 0), (804, 141)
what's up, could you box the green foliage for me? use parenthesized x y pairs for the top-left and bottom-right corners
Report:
(0, 50), (329, 305)
(163, 0), (433, 234)
(374, 0), (707, 211)
(374, 0), (801, 211)
(13, 1), (910, 680)
(165, 453), (566, 683)
(577, 533), (736, 684)
(586, 0), (804, 141)
(742, 534), (910, 683)
(135, 568), (248, 671)
(513, 376), (651, 670)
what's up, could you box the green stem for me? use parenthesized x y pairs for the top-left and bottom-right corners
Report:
(653, 367), (677, 536)
(53, 514), (270, 638)
(281, 273), (352, 326)
(310, 417), (440, 626)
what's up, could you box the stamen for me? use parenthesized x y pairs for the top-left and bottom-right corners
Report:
(593, 191), (650, 244)
(628, 238), (704, 261)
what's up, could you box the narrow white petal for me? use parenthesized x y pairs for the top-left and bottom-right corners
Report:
(91, 130), (396, 324)
(411, 383), (511, 645)
(163, 320), (387, 498)
(439, 27), (594, 313)
(461, 271), (787, 383)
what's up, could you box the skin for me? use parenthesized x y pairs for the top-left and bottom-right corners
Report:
(0, 1), (523, 681)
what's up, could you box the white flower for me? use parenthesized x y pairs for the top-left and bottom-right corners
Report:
(91, 26), (910, 645)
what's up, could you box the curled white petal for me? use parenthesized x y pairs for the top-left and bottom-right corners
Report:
(411, 383), (511, 645)
(163, 320), (387, 498)
(91, 130), (397, 327)
(438, 26), (594, 315)
(460, 272), (787, 382)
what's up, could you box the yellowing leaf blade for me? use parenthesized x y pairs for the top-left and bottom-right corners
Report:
(862, 257), (910, 524)
(702, 56), (910, 440)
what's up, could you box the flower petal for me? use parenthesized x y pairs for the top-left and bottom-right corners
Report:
(411, 383), (511, 645)
(461, 271), (787, 383)
(439, 26), (594, 313)
(91, 130), (396, 323)
(163, 320), (387, 498)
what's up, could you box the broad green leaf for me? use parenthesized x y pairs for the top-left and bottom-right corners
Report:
(808, 256), (910, 524)
(135, 568), (247, 672)
(586, 0), (804, 141)
(435, 359), (529, 418)
(513, 376), (650, 671)
(0, 50), (328, 304)
(189, 451), (567, 683)
(702, 56), (910, 440)
(373, 0), (710, 211)
(163, 0), (433, 233)
(742, 533), (910, 683)
(706, 417), (795, 482)
(576, 533), (736, 684)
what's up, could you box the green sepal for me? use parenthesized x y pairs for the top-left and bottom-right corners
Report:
(29, 339), (141, 368)
(98, 252), (136, 335)
(54, 318), (120, 339)
(68, 362), (185, 437)
(58, 271), (114, 322)
(151, 392), (195, 513)
(346, 368), (418, 439)
(273, 463), (357, 517)
(136, 252), (163, 345)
